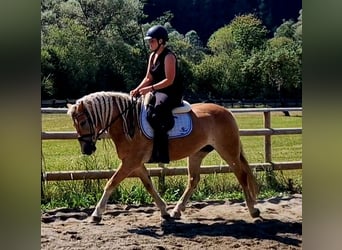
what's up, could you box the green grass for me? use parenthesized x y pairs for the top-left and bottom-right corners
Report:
(41, 111), (302, 210)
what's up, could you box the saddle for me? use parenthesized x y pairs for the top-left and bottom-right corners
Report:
(140, 93), (192, 139)
(140, 93), (193, 163)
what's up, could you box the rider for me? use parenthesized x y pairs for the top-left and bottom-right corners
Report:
(130, 24), (184, 163)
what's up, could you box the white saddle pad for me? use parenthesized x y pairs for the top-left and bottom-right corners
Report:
(140, 104), (192, 139)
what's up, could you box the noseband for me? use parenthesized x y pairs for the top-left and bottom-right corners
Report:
(73, 109), (96, 144)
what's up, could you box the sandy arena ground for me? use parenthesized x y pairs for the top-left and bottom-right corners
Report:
(41, 194), (302, 249)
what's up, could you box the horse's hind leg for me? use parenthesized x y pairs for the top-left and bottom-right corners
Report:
(170, 150), (209, 219)
(238, 151), (260, 218)
(217, 146), (260, 218)
(133, 166), (170, 219)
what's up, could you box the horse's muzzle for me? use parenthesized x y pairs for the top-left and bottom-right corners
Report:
(81, 142), (96, 155)
(78, 136), (97, 155)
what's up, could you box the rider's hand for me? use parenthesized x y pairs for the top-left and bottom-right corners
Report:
(138, 86), (153, 96)
(130, 88), (139, 97)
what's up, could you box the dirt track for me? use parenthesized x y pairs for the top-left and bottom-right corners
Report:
(41, 194), (302, 249)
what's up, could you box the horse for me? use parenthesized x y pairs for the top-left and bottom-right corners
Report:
(67, 91), (260, 223)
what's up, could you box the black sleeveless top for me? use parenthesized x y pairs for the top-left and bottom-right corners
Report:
(149, 47), (183, 107)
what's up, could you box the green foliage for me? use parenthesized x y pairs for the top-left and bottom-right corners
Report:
(274, 20), (295, 39)
(246, 37), (302, 94)
(163, 177), (186, 201)
(41, 1), (301, 102)
(230, 14), (267, 55)
(185, 30), (203, 48)
(293, 9), (302, 42)
(202, 15), (268, 99)
(207, 25), (234, 55)
(41, 0), (146, 98)
(192, 55), (226, 98)
(118, 183), (153, 205)
(192, 173), (242, 201)
(41, 74), (54, 99)
(42, 18), (99, 97)
(256, 169), (302, 194)
(202, 13), (302, 100)
(275, 9), (302, 42)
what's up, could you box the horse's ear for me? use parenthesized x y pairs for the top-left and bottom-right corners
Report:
(66, 103), (76, 116)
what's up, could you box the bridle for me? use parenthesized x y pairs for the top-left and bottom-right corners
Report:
(73, 109), (96, 144)
(73, 96), (139, 144)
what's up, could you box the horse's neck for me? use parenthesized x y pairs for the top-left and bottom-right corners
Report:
(110, 97), (141, 140)
(107, 100), (142, 159)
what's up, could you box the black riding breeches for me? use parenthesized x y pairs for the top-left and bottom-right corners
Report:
(146, 92), (175, 131)
(146, 92), (176, 163)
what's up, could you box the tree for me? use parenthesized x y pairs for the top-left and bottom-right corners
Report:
(192, 55), (226, 99)
(41, 18), (99, 98)
(41, 1), (302, 102)
(207, 25), (234, 55)
(274, 9), (302, 42)
(246, 37), (302, 101)
(268, 9), (302, 101)
(274, 20), (295, 39)
(203, 15), (268, 99)
(292, 9), (302, 42)
(230, 14), (268, 55)
(185, 30), (202, 48)
(41, 0), (146, 98)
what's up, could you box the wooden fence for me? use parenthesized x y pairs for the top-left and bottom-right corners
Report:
(41, 107), (302, 182)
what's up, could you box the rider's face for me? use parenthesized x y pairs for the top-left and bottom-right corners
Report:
(148, 38), (159, 50)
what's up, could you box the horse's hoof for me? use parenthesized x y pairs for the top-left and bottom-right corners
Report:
(89, 216), (102, 224)
(170, 210), (181, 219)
(253, 216), (263, 223)
(250, 208), (260, 218)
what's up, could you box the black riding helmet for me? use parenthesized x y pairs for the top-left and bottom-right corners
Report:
(144, 25), (169, 43)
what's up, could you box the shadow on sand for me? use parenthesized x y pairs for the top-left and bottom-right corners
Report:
(128, 218), (302, 247)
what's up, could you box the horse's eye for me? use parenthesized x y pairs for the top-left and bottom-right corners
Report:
(80, 121), (86, 127)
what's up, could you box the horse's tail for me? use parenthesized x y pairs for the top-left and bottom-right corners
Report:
(239, 144), (259, 203)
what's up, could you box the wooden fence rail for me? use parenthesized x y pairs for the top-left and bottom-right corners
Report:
(41, 128), (302, 140)
(43, 162), (302, 181)
(41, 107), (302, 182)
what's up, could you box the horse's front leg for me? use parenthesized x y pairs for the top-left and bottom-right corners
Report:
(90, 164), (131, 223)
(134, 166), (170, 219)
(171, 153), (206, 219)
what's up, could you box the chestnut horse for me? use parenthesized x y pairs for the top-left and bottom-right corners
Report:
(67, 91), (260, 223)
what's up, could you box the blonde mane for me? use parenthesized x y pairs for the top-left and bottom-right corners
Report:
(72, 91), (139, 140)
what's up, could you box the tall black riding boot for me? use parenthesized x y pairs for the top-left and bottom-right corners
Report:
(149, 129), (170, 164)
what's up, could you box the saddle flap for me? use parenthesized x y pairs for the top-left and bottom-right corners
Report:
(140, 104), (193, 139)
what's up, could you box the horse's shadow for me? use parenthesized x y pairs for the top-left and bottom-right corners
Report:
(128, 217), (302, 247)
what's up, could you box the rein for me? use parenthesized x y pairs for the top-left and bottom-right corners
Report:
(95, 96), (139, 140)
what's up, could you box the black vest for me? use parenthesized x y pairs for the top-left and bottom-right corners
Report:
(149, 48), (183, 106)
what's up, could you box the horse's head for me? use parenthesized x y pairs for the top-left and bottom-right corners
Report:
(67, 102), (97, 155)
(67, 91), (138, 155)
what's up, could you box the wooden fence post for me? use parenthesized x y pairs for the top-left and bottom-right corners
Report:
(158, 163), (166, 195)
(41, 164), (46, 202)
(264, 111), (272, 162)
